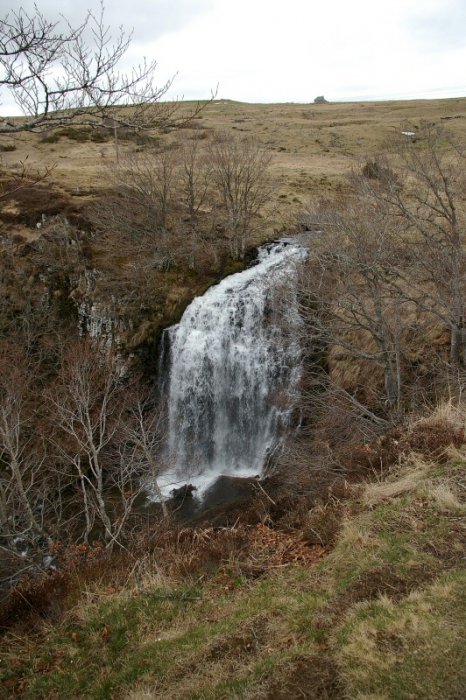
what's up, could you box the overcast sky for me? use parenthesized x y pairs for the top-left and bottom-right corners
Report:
(2, 0), (465, 111)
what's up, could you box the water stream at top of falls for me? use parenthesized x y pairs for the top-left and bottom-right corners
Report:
(156, 240), (306, 499)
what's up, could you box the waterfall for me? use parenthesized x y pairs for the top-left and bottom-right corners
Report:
(157, 240), (306, 498)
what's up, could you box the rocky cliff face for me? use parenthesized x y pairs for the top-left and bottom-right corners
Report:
(1, 215), (249, 376)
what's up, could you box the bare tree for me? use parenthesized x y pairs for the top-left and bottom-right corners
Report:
(356, 125), (466, 370)
(91, 146), (179, 274)
(297, 125), (466, 426)
(209, 135), (273, 259)
(0, 2), (205, 135)
(299, 196), (414, 417)
(48, 342), (135, 547)
(0, 342), (52, 559)
(177, 140), (213, 270)
(123, 392), (168, 518)
(48, 341), (166, 547)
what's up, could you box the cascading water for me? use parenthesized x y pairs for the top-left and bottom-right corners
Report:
(157, 240), (306, 498)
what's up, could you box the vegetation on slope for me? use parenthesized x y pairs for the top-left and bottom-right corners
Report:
(1, 96), (466, 698)
(2, 98), (466, 226)
(1, 403), (465, 699)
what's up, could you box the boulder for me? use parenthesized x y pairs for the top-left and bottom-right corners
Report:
(170, 483), (197, 501)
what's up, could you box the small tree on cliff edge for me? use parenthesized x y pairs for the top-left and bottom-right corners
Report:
(209, 135), (273, 260)
(356, 125), (466, 372)
(0, 2), (205, 135)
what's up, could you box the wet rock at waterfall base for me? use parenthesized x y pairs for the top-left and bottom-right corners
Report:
(203, 475), (260, 510)
(170, 484), (197, 502)
(165, 475), (262, 525)
(166, 484), (199, 519)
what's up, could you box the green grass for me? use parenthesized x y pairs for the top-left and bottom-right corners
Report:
(1, 454), (465, 698)
(336, 570), (466, 700)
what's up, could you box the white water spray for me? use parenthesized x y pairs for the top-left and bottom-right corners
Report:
(158, 241), (305, 497)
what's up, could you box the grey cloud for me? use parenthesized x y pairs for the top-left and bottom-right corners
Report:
(0, 0), (215, 111)
(404, 0), (466, 52)
(1, 1), (214, 43)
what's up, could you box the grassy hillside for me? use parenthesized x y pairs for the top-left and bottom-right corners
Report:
(1, 98), (465, 699)
(1, 97), (466, 239)
(1, 404), (465, 699)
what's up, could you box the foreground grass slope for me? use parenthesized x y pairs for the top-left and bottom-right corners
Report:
(1, 406), (465, 699)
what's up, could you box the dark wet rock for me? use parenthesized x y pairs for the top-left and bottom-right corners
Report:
(170, 483), (197, 501)
(202, 475), (260, 510)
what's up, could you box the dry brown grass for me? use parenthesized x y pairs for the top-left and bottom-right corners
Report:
(363, 458), (430, 505)
(2, 97), (466, 236)
(361, 402), (466, 508)
(1, 424), (465, 698)
(362, 456), (465, 513)
(335, 572), (466, 700)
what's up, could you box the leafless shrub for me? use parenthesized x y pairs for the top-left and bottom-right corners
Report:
(0, 3), (207, 136)
(209, 135), (273, 259)
(356, 125), (466, 375)
(47, 340), (165, 549)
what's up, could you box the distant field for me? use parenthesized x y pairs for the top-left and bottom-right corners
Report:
(1, 97), (465, 228)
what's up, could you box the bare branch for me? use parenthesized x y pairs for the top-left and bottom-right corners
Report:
(0, 3), (209, 135)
